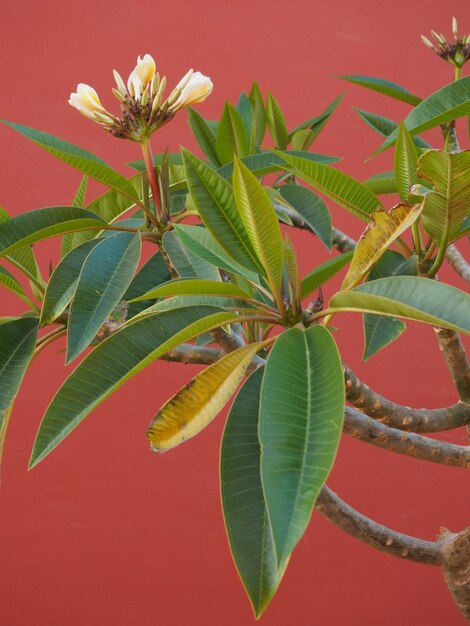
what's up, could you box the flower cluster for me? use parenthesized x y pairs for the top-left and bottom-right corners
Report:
(69, 54), (213, 142)
(421, 17), (470, 70)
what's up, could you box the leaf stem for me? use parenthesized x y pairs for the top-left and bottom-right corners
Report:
(140, 139), (162, 221)
(411, 221), (423, 256)
(395, 235), (413, 257)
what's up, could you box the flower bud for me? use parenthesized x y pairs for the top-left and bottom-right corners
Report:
(68, 84), (109, 120)
(127, 54), (156, 96)
(168, 71), (213, 113)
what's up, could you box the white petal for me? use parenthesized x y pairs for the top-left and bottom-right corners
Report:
(169, 71), (213, 112)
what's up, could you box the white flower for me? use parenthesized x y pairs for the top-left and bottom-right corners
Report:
(168, 71), (213, 113)
(68, 83), (110, 121)
(127, 54), (156, 96)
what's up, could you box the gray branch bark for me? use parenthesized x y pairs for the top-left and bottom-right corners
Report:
(344, 363), (470, 433)
(446, 244), (470, 285)
(316, 486), (441, 565)
(344, 407), (470, 468)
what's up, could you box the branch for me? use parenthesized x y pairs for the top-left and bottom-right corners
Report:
(446, 244), (470, 285)
(435, 328), (470, 404)
(344, 363), (470, 433)
(273, 201), (356, 253)
(210, 325), (265, 373)
(316, 485), (441, 565)
(344, 407), (470, 468)
(160, 344), (223, 365)
(439, 526), (470, 621)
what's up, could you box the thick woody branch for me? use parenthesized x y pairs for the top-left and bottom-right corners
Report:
(344, 407), (470, 468)
(446, 244), (470, 285)
(435, 328), (470, 403)
(161, 344), (223, 365)
(439, 526), (470, 621)
(210, 325), (265, 373)
(344, 363), (470, 433)
(316, 485), (441, 565)
(273, 201), (356, 253)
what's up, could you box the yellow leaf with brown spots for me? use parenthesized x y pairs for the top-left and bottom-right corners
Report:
(341, 203), (422, 291)
(147, 342), (263, 453)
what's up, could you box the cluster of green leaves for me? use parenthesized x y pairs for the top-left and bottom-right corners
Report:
(0, 70), (470, 616)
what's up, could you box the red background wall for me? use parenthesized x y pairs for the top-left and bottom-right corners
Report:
(1, 1), (469, 624)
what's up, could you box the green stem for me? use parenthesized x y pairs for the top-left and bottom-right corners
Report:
(411, 221), (423, 256)
(395, 236), (413, 257)
(428, 233), (450, 278)
(141, 138), (162, 219)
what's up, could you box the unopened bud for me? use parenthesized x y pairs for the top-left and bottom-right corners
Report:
(431, 30), (445, 44)
(93, 111), (115, 125)
(158, 75), (167, 97)
(151, 91), (162, 114)
(452, 17), (458, 38)
(141, 85), (149, 107)
(113, 69), (127, 94)
(421, 35), (435, 49)
(151, 73), (160, 97)
(112, 87), (128, 104)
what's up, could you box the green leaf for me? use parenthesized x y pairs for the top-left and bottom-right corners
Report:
(354, 109), (431, 148)
(260, 325), (345, 564)
(275, 151), (382, 220)
(221, 368), (286, 618)
(363, 171), (397, 195)
(41, 239), (103, 325)
(290, 129), (315, 151)
(0, 317), (39, 467)
(362, 250), (414, 361)
(394, 122), (418, 202)
(61, 172), (144, 255)
(162, 230), (220, 280)
(66, 232), (141, 362)
(236, 93), (254, 138)
(330, 276), (470, 333)
(279, 185), (332, 250)
(217, 150), (341, 180)
(139, 295), (256, 315)
(0, 207), (107, 256)
(0, 208), (42, 287)
(289, 94), (344, 143)
(216, 102), (249, 165)
(173, 224), (259, 283)
(2, 120), (141, 202)
(266, 93), (288, 149)
(123, 252), (171, 317)
(339, 76), (421, 105)
(300, 251), (354, 299)
(417, 150), (470, 245)
(248, 81), (267, 150)
(182, 149), (261, 273)
(341, 203), (422, 290)
(132, 278), (257, 303)
(0, 266), (27, 302)
(29, 307), (241, 468)
(187, 108), (221, 166)
(72, 176), (88, 207)
(147, 342), (261, 452)
(372, 77), (470, 156)
(233, 157), (284, 296)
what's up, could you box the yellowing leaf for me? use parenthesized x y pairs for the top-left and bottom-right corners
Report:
(147, 342), (263, 453)
(342, 203), (422, 290)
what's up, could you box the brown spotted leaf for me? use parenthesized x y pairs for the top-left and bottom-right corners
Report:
(341, 203), (422, 290)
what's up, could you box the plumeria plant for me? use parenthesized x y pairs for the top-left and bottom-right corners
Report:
(1, 18), (470, 621)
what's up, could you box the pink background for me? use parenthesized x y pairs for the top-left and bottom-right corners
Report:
(1, 0), (469, 624)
